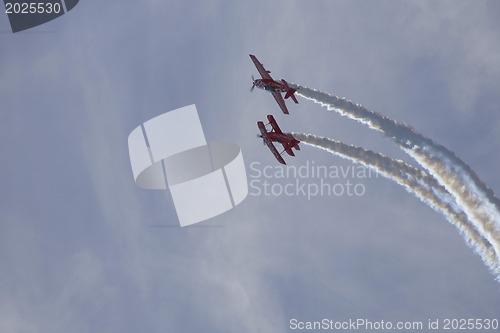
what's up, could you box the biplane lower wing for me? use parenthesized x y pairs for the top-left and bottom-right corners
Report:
(257, 121), (287, 165)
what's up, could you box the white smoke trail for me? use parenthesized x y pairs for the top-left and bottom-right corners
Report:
(292, 133), (500, 276)
(291, 84), (500, 264)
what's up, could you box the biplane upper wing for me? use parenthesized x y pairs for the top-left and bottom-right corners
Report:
(271, 92), (289, 114)
(250, 54), (273, 81)
(266, 114), (284, 134)
(258, 121), (287, 165)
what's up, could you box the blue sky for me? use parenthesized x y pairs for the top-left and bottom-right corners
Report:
(1, 1), (500, 332)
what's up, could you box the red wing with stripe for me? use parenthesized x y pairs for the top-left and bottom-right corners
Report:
(272, 92), (289, 114)
(250, 54), (273, 80)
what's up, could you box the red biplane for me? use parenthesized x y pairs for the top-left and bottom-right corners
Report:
(257, 115), (300, 165)
(250, 54), (298, 114)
